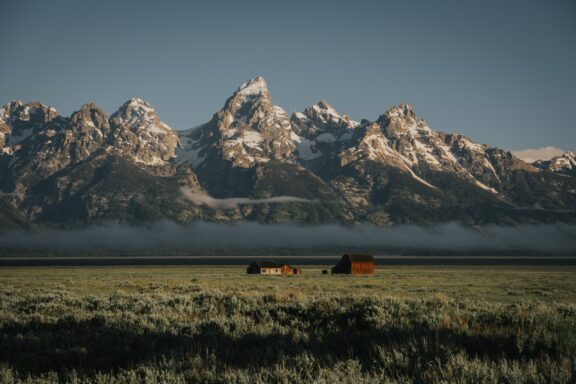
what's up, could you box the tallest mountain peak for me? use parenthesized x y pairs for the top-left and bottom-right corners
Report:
(126, 97), (151, 107)
(236, 76), (269, 97)
(207, 75), (294, 168)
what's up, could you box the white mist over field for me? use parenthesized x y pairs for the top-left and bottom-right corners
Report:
(0, 222), (575, 253)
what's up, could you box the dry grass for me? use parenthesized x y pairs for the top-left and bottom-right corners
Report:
(1, 265), (575, 303)
(0, 265), (574, 383)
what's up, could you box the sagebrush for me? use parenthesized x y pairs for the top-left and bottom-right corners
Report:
(0, 268), (575, 383)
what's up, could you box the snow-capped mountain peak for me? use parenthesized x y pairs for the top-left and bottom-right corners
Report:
(380, 103), (431, 138)
(372, 104), (509, 193)
(0, 101), (61, 149)
(290, 100), (360, 163)
(113, 98), (171, 134)
(292, 100), (359, 139)
(309, 100), (359, 127)
(236, 76), (269, 98)
(313, 99), (339, 115)
(1, 79), (575, 228)
(109, 98), (178, 165)
(534, 151), (576, 176)
(176, 77), (296, 169)
(207, 77), (295, 168)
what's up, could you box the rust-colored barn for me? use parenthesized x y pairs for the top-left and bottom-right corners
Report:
(284, 265), (303, 275)
(247, 261), (302, 275)
(331, 254), (375, 275)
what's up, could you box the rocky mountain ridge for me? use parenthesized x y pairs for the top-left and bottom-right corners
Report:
(533, 151), (576, 176)
(0, 77), (574, 228)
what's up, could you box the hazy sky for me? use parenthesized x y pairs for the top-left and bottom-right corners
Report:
(1, 0), (574, 152)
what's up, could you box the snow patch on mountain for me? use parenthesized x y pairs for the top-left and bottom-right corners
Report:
(292, 132), (323, 161)
(176, 125), (209, 167)
(314, 132), (335, 143)
(473, 179), (499, 193)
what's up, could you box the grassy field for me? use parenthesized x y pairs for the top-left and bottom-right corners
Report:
(1, 265), (575, 383)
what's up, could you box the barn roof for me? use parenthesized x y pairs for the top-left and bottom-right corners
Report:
(251, 260), (282, 268)
(344, 254), (374, 262)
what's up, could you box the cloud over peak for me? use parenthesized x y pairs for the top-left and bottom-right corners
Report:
(513, 146), (566, 163)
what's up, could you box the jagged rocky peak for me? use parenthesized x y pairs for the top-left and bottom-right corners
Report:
(376, 103), (441, 166)
(4, 102), (113, 192)
(0, 101), (61, 148)
(236, 76), (269, 98)
(383, 103), (417, 122)
(221, 76), (273, 119)
(340, 121), (399, 165)
(310, 100), (356, 124)
(221, 76), (274, 122)
(1, 100), (60, 124)
(109, 98), (178, 165)
(0, 101), (24, 148)
(0, 99), (22, 119)
(367, 103), (505, 192)
(314, 100), (356, 123)
(534, 151), (576, 175)
(291, 100), (361, 163)
(112, 98), (173, 134)
(39, 102), (109, 165)
(379, 103), (431, 138)
(69, 103), (110, 139)
(0, 100), (23, 126)
(292, 99), (359, 139)
(304, 99), (342, 122)
(214, 76), (295, 168)
(550, 151), (575, 164)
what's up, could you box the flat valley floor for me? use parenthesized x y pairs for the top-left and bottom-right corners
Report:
(1, 265), (575, 383)
(2, 265), (576, 303)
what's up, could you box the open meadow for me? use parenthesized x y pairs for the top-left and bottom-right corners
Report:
(1, 265), (575, 383)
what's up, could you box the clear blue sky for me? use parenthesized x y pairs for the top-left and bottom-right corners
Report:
(1, 0), (574, 152)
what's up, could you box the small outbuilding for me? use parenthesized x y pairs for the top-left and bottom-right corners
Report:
(247, 261), (302, 275)
(289, 266), (304, 275)
(331, 254), (375, 275)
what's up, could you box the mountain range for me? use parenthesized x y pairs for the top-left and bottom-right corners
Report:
(1, 76), (575, 229)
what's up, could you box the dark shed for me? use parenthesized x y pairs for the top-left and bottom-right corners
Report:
(331, 254), (375, 275)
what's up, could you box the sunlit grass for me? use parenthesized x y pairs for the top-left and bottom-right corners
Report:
(2, 265), (575, 303)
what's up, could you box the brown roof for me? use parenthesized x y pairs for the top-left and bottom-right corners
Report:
(251, 260), (282, 268)
(344, 254), (374, 262)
